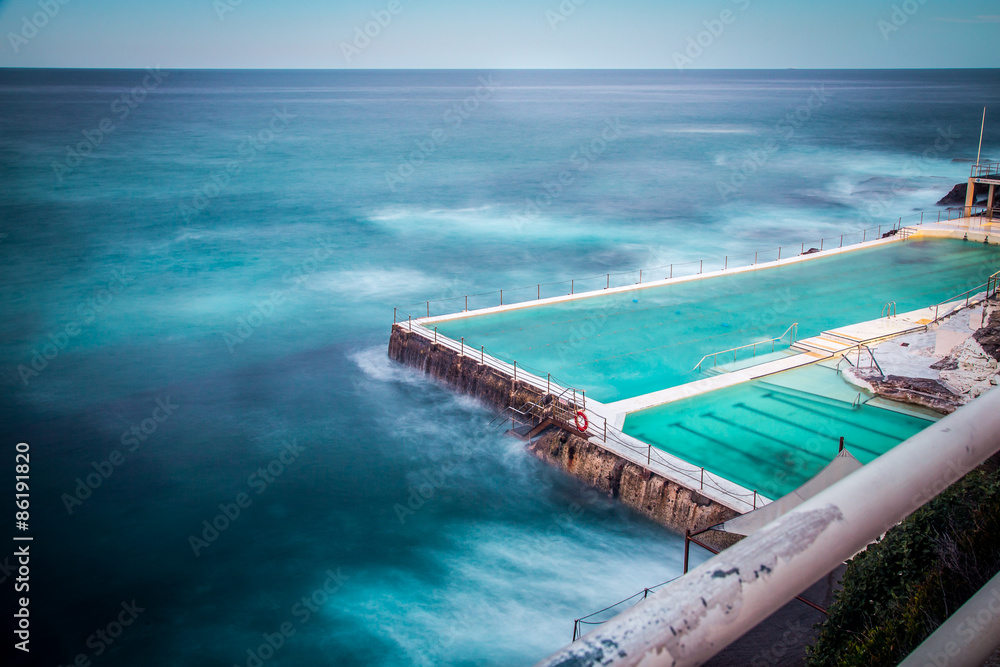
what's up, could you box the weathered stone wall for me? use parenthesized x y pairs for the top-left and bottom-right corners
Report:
(389, 324), (744, 547)
(527, 429), (741, 550)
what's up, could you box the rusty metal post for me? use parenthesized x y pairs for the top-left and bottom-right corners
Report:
(434, 327), (437, 345)
(700, 467), (704, 489)
(753, 490), (758, 509)
(465, 295), (468, 311)
(408, 315), (412, 331)
(839, 436), (844, 453)
(426, 301), (429, 318)
(683, 530), (691, 574)
(647, 445), (651, 465)
(481, 345), (484, 364)
(461, 337), (464, 357)
(394, 307), (397, 323)
(500, 289), (503, 306)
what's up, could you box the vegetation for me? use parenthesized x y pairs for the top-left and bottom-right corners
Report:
(806, 459), (1000, 666)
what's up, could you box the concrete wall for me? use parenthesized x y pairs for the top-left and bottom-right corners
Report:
(389, 324), (742, 543)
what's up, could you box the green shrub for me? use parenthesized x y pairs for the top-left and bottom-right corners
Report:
(806, 466), (1000, 666)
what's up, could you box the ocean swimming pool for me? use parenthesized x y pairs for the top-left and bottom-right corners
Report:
(622, 364), (935, 498)
(434, 238), (1000, 402)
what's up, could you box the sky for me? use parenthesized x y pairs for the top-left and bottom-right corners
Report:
(0, 0), (997, 69)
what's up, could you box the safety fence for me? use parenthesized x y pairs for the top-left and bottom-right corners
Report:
(571, 576), (683, 642)
(396, 210), (992, 322)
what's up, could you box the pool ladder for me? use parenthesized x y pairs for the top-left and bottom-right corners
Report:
(881, 301), (897, 319)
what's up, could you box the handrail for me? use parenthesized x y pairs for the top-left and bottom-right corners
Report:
(692, 323), (798, 372)
(971, 161), (1000, 178)
(928, 276), (996, 324)
(881, 301), (896, 319)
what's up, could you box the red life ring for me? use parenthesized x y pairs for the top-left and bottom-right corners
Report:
(575, 411), (588, 432)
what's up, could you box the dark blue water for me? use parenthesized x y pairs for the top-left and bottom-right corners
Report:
(1, 69), (998, 666)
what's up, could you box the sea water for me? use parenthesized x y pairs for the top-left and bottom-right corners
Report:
(1, 69), (998, 666)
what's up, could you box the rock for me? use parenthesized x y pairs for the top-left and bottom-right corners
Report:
(866, 374), (963, 415)
(937, 182), (1000, 208)
(940, 337), (999, 395)
(973, 309), (1000, 361)
(938, 183), (968, 206)
(930, 356), (959, 371)
(802, 247), (820, 255)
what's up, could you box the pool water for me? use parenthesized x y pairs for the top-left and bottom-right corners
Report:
(434, 238), (1000, 402)
(622, 365), (934, 498)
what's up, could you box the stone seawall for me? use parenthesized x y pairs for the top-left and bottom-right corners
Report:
(389, 324), (743, 546)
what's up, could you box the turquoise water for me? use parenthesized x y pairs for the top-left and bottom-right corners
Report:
(623, 365), (934, 498)
(4, 69), (1000, 666)
(435, 239), (1000, 402)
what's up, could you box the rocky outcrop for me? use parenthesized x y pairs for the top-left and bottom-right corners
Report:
(527, 429), (742, 550)
(862, 374), (963, 415)
(973, 310), (1000, 361)
(937, 182), (1000, 208)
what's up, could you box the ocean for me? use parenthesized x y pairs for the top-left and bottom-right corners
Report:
(1, 68), (998, 666)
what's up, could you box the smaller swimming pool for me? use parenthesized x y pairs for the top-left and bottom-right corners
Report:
(622, 364), (935, 498)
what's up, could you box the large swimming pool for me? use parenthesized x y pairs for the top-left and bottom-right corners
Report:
(434, 238), (1000, 402)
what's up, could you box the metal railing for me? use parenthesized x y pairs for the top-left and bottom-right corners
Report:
(928, 273), (999, 325)
(971, 161), (1000, 179)
(881, 301), (896, 319)
(692, 323), (798, 372)
(571, 577), (682, 642)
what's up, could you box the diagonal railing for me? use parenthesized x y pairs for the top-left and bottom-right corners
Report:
(692, 323), (798, 372)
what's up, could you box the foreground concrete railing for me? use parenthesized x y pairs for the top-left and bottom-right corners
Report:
(536, 388), (1000, 667)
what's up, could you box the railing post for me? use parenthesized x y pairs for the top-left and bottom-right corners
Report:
(465, 295), (468, 311)
(607, 274), (610, 289)
(840, 235), (843, 248)
(481, 346), (485, 364)
(500, 290), (503, 306)
(571, 279), (574, 295)
(700, 467), (704, 489)
(394, 307), (397, 324)
(461, 337), (464, 356)
(647, 445), (651, 465)
(801, 242), (804, 254)
(513, 361), (517, 383)
(639, 269), (642, 284)
(754, 251), (757, 265)
(683, 530), (691, 574)
(408, 315), (412, 331)
(778, 246), (782, 260)
(669, 264), (673, 279)
(699, 260), (703, 274)
(537, 284), (540, 300)
(547, 373), (551, 395)
(434, 327), (438, 345)
(604, 419), (607, 442)
(863, 229), (866, 242)
(725, 256), (728, 270)
(753, 490), (758, 509)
